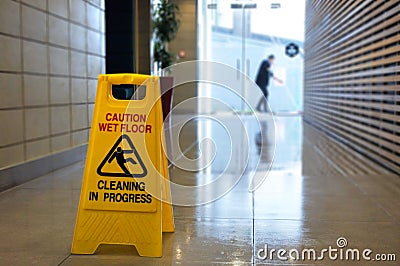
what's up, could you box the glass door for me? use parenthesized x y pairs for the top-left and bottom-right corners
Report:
(198, 0), (305, 114)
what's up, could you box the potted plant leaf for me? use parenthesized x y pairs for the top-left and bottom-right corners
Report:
(152, 0), (179, 120)
(152, 0), (179, 162)
(153, 0), (180, 70)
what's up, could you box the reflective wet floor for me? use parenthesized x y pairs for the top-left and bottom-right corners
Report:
(0, 115), (399, 265)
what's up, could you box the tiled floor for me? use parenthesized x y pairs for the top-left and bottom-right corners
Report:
(0, 114), (398, 265)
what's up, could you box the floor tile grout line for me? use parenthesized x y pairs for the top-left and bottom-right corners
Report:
(252, 190), (255, 265)
(168, 140), (199, 169)
(57, 254), (71, 266)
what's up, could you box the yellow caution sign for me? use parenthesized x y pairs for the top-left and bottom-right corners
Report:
(71, 74), (174, 257)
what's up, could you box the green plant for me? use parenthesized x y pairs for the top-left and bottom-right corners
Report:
(152, 0), (180, 69)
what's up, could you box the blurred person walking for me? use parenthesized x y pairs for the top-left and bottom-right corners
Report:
(255, 54), (282, 112)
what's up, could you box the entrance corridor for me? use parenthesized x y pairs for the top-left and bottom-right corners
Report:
(0, 115), (398, 265)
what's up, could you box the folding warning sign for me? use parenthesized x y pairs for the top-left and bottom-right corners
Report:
(71, 74), (174, 257)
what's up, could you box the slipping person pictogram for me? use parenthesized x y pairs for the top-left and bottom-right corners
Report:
(107, 147), (137, 175)
(97, 135), (147, 178)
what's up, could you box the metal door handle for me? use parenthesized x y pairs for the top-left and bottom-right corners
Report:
(237, 59), (240, 79)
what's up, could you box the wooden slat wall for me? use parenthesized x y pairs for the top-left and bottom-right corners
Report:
(304, 0), (400, 174)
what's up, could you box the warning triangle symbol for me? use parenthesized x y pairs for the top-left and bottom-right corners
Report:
(97, 134), (147, 178)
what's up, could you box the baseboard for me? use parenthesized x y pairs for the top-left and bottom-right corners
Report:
(0, 144), (88, 192)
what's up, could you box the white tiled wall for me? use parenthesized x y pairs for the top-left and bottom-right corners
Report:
(0, 0), (105, 169)
(0, 73), (23, 108)
(0, 1), (20, 35)
(0, 35), (21, 71)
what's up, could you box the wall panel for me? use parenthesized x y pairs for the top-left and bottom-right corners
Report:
(0, 0), (105, 170)
(304, 0), (400, 174)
